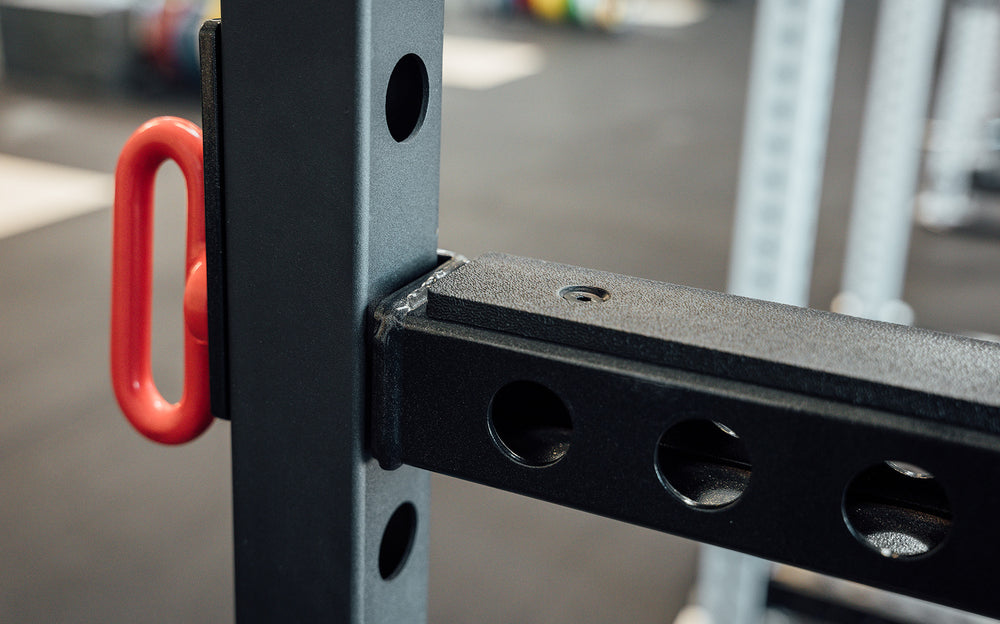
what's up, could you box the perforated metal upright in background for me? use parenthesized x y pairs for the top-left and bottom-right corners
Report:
(834, 0), (944, 325)
(219, 2), (444, 621)
(919, 0), (1000, 227)
(726, 0), (843, 307)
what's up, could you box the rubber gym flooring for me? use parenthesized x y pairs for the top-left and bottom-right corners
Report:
(2, 2), (999, 622)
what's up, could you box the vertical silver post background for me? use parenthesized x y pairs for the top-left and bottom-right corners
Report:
(918, 0), (1000, 228)
(833, 0), (944, 325)
(220, 1), (444, 621)
(726, 0), (844, 307)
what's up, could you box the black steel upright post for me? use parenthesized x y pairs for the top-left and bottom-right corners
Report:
(219, 1), (443, 621)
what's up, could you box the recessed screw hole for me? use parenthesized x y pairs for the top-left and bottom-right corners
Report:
(843, 461), (951, 559)
(655, 419), (751, 510)
(560, 286), (610, 304)
(386, 54), (428, 142)
(489, 381), (572, 467)
(378, 502), (417, 580)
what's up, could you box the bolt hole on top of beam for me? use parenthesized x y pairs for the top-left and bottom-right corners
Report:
(655, 419), (752, 510)
(379, 502), (418, 580)
(843, 461), (951, 559)
(559, 285), (611, 304)
(489, 381), (572, 467)
(385, 53), (429, 142)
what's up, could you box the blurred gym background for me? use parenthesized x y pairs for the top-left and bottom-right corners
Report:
(1, 0), (998, 622)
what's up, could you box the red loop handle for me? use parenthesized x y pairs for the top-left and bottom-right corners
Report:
(111, 117), (212, 444)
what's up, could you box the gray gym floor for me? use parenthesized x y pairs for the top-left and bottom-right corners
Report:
(2, 2), (998, 622)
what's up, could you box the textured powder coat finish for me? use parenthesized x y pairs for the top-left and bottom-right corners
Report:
(428, 253), (1000, 431)
(219, 2), (442, 622)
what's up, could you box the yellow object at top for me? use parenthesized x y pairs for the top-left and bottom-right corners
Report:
(529, 0), (570, 21)
(202, 0), (221, 21)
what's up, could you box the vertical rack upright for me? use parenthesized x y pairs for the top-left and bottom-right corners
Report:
(217, 2), (444, 621)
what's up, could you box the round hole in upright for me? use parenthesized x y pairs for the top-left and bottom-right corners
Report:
(843, 461), (951, 559)
(489, 381), (572, 467)
(378, 502), (417, 580)
(385, 53), (428, 142)
(655, 419), (752, 510)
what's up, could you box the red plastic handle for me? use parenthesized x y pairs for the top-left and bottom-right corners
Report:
(111, 117), (212, 444)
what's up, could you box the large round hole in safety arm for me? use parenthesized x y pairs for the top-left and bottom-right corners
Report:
(843, 461), (951, 559)
(655, 419), (752, 510)
(489, 380), (572, 468)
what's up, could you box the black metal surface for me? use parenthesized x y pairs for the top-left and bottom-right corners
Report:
(372, 253), (1000, 618)
(428, 253), (1000, 432)
(370, 252), (467, 470)
(198, 18), (228, 421)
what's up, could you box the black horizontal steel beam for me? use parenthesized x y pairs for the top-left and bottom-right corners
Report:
(371, 253), (1000, 619)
